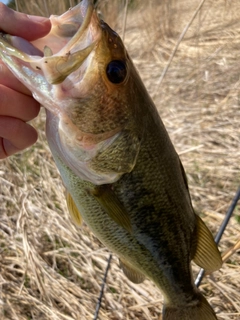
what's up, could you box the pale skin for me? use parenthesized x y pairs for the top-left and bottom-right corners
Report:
(0, 4), (51, 159)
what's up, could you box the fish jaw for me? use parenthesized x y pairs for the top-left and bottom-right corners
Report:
(0, 0), (140, 184)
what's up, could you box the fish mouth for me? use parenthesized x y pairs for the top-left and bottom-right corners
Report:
(0, 0), (101, 110)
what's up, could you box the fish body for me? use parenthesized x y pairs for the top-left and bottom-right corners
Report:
(0, 1), (222, 319)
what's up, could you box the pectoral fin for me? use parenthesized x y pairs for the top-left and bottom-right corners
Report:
(90, 130), (141, 175)
(66, 192), (83, 226)
(92, 185), (132, 233)
(192, 215), (222, 272)
(119, 259), (145, 284)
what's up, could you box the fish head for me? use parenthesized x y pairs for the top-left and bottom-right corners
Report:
(0, 0), (142, 184)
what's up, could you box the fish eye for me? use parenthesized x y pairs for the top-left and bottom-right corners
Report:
(106, 60), (127, 84)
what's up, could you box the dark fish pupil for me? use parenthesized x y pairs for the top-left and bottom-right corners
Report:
(106, 60), (127, 84)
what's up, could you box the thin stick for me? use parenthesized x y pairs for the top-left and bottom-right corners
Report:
(222, 237), (240, 263)
(93, 254), (112, 320)
(122, 0), (129, 42)
(195, 186), (240, 287)
(15, 0), (19, 12)
(153, 0), (207, 98)
(43, 0), (50, 17)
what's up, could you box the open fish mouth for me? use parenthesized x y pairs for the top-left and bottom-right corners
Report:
(0, 0), (135, 185)
(0, 0), (101, 113)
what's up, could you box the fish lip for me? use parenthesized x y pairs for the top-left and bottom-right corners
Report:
(58, 0), (96, 54)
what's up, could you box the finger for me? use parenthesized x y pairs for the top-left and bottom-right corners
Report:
(0, 117), (38, 159)
(0, 3), (51, 41)
(0, 85), (40, 121)
(0, 61), (31, 95)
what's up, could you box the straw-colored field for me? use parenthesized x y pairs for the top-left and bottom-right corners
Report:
(0, 0), (240, 319)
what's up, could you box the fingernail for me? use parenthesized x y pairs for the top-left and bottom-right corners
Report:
(27, 15), (49, 24)
(2, 139), (21, 157)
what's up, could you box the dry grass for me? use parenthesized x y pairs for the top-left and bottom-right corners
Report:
(1, 0), (240, 319)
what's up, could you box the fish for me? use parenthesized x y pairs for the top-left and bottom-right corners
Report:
(0, 1), (222, 319)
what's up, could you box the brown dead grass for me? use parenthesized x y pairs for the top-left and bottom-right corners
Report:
(0, 0), (240, 319)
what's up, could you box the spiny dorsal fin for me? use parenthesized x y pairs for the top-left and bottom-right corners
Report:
(119, 259), (145, 284)
(192, 215), (222, 272)
(66, 192), (83, 226)
(92, 185), (132, 233)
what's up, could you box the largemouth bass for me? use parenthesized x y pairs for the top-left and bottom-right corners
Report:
(0, 1), (222, 319)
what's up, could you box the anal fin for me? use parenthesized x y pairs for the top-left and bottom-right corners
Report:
(119, 259), (145, 284)
(192, 215), (222, 272)
(66, 192), (83, 226)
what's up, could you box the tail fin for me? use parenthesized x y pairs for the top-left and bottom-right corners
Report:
(162, 293), (217, 320)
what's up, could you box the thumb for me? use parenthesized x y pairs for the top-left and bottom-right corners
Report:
(0, 3), (51, 41)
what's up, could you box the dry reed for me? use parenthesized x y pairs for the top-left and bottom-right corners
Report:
(0, 0), (240, 319)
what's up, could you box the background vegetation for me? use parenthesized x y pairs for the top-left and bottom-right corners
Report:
(0, 0), (240, 319)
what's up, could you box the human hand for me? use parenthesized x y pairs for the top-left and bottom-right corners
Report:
(0, 3), (51, 159)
